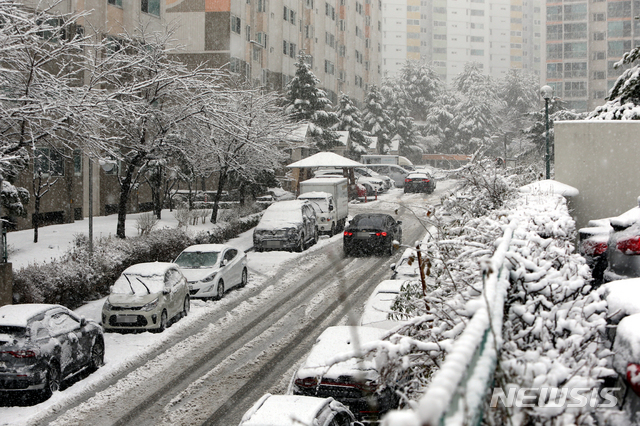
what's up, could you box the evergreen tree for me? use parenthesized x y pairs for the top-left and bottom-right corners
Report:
(283, 52), (339, 150)
(334, 93), (367, 159)
(423, 90), (458, 153)
(362, 85), (392, 154)
(397, 61), (442, 122)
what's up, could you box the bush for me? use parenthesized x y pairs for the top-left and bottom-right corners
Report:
(12, 213), (262, 309)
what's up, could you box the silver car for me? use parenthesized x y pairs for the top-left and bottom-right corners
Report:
(102, 262), (190, 332)
(174, 244), (248, 300)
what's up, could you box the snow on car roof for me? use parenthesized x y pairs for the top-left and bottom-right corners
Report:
(303, 177), (348, 184)
(610, 206), (640, 229)
(603, 278), (640, 323)
(375, 279), (407, 293)
(406, 172), (430, 178)
(180, 244), (229, 253)
(122, 262), (178, 276)
(297, 326), (387, 380)
(298, 191), (332, 199)
(240, 394), (329, 426)
(360, 292), (401, 330)
(256, 201), (308, 231)
(0, 303), (60, 327)
(613, 313), (640, 375)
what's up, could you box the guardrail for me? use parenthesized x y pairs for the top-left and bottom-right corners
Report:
(413, 222), (516, 426)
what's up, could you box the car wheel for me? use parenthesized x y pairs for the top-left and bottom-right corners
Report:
(388, 239), (395, 256)
(89, 338), (105, 372)
(182, 296), (190, 318)
(215, 280), (225, 300)
(255, 246), (263, 253)
(312, 227), (318, 245)
(41, 362), (61, 400)
(239, 268), (248, 288)
(157, 310), (168, 332)
(330, 223), (336, 236)
(295, 234), (304, 252)
(343, 246), (350, 257)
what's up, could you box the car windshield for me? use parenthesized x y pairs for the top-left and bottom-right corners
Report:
(300, 198), (329, 212)
(111, 273), (165, 294)
(351, 215), (387, 229)
(174, 251), (219, 268)
(0, 325), (27, 339)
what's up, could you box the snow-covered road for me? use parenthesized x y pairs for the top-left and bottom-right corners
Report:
(1, 182), (458, 426)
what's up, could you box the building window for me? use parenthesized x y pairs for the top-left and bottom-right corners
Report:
(608, 60), (624, 77)
(608, 40), (632, 57)
(547, 24), (562, 41)
(593, 13), (605, 21)
(231, 15), (241, 34)
(470, 9), (484, 16)
(593, 90), (606, 99)
(141, 0), (160, 16)
(73, 149), (82, 176)
(593, 51), (606, 60)
(108, 0), (123, 7)
(258, 0), (267, 12)
(325, 32), (335, 48)
(324, 60), (335, 75)
(470, 36), (484, 42)
(564, 62), (587, 78)
(34, 147), (64, 176)
(433, 7), (446, 13)
(564, 42), (587, 58)
(547, 43), (562, 60)
(593, 71), (606, 79)
(608, 1), (631, 18)
(564, 23), (587, 40)
(564, 81), (586, 98)
(609, 21), (632, 38)
(470, 49), (484, 56)
(593, 32), (605, 41)
(564, 4), (587, 21)
(547, 63), (563, 79)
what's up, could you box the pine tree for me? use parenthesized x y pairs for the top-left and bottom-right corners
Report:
(362, 85), (392, 154)
(283, 52), (339, 150)
(397, 61), (442, 122)
(334, 93), (367, 158)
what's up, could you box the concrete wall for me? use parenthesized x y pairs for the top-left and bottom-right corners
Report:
(555, 121), (640, 230)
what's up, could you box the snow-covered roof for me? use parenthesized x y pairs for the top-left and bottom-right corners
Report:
(122, 262), (177, 277)
(336, 131), (349, 146)
(519, 179), (579, 197)
(286, 123), (311, 143)
(286, 152), (363, 168)
(613, 313), (640, 375)
(603, 278), (640, 323)
(0, 304), (60, 327)
(301, 177), (348, 185)
(296, 326), (387, 381)
(366, 136), (378, 150)
(297, 191), (332, 200)
(240, 394), (330, 425)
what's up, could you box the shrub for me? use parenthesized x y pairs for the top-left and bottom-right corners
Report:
(136, 212), (159, 236)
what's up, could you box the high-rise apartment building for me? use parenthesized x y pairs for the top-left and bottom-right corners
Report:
(166, 0), (382, 105)
(382, 0), (542, 87)
(545, 0), (640, 113)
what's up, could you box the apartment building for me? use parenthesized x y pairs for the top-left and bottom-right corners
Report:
(382, 0), (542, 87)
(166, 0), (382, 106)
(545, 0), (640, 113)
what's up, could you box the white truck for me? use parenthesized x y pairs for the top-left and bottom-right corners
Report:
(298, 177), (349, 236)
(361, 155), (415, 171)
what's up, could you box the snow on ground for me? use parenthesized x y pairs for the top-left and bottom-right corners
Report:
(1, 186), (445, 426)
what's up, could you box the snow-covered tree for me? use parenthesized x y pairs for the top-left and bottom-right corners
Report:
(450, 63), (503, 154)
(362, 85), (392, 154)
(422, 90), (458, 154)
(396, 61), (442, 122)
(283, 52), (339, 150)
(588, 46), (640, 119)
(333, 93), (367, 159)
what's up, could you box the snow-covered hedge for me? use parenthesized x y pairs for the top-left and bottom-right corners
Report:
(12, 214), (261, 309)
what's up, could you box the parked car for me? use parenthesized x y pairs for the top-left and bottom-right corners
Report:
(360, 279), (408, 330)
(102, 262), (190, 332)
(292, 326), (399, 423)
(253, 200), (318, 252)
(0, 303), (104, 400)
(578, 218), (611, 284)
(354, 167), (393, 191)
(403, 172), (436, 194)
(343, 213), (402, 256)
(174, 244), (247, 300)
(608, 312), (640, 423)
(239, 394), (363, 426)
(364, 164), (409, 188)
(314, 169), (385, 196)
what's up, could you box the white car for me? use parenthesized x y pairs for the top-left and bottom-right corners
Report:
(314, 169), (384, 196)
(102, 262), (190, 332)
(174, 244), (248, 300)
(360, 279), (408, 330)
(239, 394), (363, 426)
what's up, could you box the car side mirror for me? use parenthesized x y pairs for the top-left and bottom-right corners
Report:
(220, 260), (226, 267)
(390, 263), (396, 271)
(329, 204), (334, 211)
(80, 316), (87, 327)
(163, 288), (171, 295)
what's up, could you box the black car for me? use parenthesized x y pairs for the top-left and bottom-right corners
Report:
(343, 213), (402, 256)
(0, 304), (104, 401)
(403, 172), (436, 194)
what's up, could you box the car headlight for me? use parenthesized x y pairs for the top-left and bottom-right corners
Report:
(103, 299), (112, 311)
(202, 273), (216, 283)
(141, 298), (159, 312)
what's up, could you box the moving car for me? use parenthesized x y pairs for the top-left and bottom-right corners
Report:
(239, 394), (363, 426)
(102, 262), (190, 332)
(174, 244), (248, 300)
(354, 167), (393, 191)
(253, 200), (318, 252)
(292, 326), (398, 422)
(343, 213), (402, 256)
(403, 172), (436, 194)
(0, 304), (104, 400)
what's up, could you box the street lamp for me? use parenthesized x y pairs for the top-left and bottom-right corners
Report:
(540, 85), (553, 180)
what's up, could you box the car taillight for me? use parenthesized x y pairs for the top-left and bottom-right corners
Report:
(617, 236), (640, 255)
(375, 232), (387, 237)
(404, 178), (411, 183)
(295, 377), (318, 388)
(1, 350), (37, 358)
(422, 179), (430, 182)
(583, 240), (608, 256)
(627, 363), (640, 397)
(344, 231), (353, 236)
